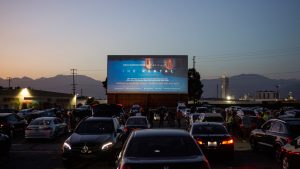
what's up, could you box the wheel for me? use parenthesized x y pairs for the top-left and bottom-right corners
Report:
(282, 155), (290, 169)
(250, 138), (259, 152)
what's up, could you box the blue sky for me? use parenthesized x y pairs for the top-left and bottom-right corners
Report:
(1, 0), (300, 80)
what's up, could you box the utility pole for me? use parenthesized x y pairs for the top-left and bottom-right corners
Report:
(7, 77), (12, 88)
(216, 84), (219, 99)
(193, 56), (196, 69)
(71, 69), (77, 95)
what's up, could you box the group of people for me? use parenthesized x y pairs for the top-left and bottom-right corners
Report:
(156, 106), (183, 128)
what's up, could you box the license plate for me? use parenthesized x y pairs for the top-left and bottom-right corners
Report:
(208, 141), (217, 147)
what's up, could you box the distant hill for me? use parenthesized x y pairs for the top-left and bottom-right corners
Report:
(1, 74), (299, 100)
(0, 75), (106, 99)
(202, 74), (300, 100)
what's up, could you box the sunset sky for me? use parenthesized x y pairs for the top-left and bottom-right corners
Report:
(1, 0), (300, 81)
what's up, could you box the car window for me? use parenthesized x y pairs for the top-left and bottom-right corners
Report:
(203, 116), (224, 122)
(75, 120), (114, 134)
(30, 119), (52, 125)
(126, 118), (147, 125)
(7, 114), (18, 122)
(270, 122), (282, 132)
(192, 125), (228, 135)
(125, 135), (202, 157)
(262, 121), (272, 130)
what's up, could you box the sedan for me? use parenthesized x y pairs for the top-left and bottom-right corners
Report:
(117, 129), (211, 169)
(190, 122), (234, 161)
(281, 136), (300, 169)
(25, 117), (67, 140)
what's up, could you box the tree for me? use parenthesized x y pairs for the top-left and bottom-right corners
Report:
(188, 68), (203, 103)
(102, 77), (107, 94)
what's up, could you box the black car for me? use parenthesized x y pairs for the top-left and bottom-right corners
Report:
(117, 129), (211, 169)
(0, 113), (27, 137)
(123, 116), (150, 141)
(281, 136), (300, 169)
(249, 118), (300, 162)
(0, 132), (11, 155)
(189, 122), (234, 160)
(61, 116), (124, 167)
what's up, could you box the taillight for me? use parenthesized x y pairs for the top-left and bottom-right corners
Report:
(120, 164), (131, 169)
(124, 127), (128, 132)
(286, 137), (293, 144)
(221, 139), (234, 145)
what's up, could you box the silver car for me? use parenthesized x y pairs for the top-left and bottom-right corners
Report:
(25, 117), (67, 139)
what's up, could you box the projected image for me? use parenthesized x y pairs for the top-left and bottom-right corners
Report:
(107, 55), (188, 93)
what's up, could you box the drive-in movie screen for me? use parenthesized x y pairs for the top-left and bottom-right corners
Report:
(107, 55), (188, 93)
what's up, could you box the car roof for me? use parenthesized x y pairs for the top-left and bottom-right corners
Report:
(85, 116), (114, 121)
(192, 122), (225, 126)
(270, 118), (300, 124)
(127, 116), (147, 119)
(33, 117), (57, 120)
(0, 113), (13, 117)
(133, 129), (189, 138)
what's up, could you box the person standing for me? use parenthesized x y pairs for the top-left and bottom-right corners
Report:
(176, 110), (183, 128)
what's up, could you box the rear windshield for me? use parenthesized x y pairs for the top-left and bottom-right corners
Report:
(192, 124), (228, 135)
(203, 116), (224, 122)
(75, 120), (114, 134)
(30, 119), (52, 125)
(125, 136), (202, 157)
(126, 118), (147, 125)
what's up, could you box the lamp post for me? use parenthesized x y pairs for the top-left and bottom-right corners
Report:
(275, 84), (280, 100)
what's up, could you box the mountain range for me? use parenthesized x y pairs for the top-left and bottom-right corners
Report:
(0, 74), (299, 100)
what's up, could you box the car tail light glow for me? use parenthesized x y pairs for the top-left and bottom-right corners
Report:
(197, 139), (203, 145)
(221, 139), (234, 145)
(124, 127), (128, 132)
(120, 164), (131, 169)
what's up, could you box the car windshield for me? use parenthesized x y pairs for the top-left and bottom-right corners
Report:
(30, 119), (52, 125)
(203, 116), (224, 122)
(126, 118), (147, 125)
(75, 120), (114, 134)
(192, 125), (228, 135)
(125, 136), (202, 157)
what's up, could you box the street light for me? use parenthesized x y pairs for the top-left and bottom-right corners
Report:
(275, 84), (280, 100)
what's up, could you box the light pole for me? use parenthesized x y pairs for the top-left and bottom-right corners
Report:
(275, 84), (280, 100)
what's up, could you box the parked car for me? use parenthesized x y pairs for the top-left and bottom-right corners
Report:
(199, 113), (225, 124)
(0, 113), (27, 137)
(278, 110), (300, 119)
(281, 135), (300, 169)
(116, 129), (211, 169)
(61, 116), (124, 167)
(0, 132), (11, 155)
(249, 118), (300, 162)
(190, 122), (234, 160)
(123, 116), (150, 141)
(25, 117), (67, 140)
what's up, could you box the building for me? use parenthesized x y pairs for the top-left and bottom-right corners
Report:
(221, 75), (229, 99)
(255, 90), (277, 101)
(0, 88), (76, 110)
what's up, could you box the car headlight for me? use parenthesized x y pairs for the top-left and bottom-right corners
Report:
(101, 142), (113, 151)
(63, 142), (72, 151)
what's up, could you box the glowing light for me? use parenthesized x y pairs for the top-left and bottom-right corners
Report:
(20, 88), (31, 97)
(226, 96), (232, 100)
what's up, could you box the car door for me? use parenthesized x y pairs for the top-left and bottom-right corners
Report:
(54, 118), (66, 135)
(256, 120), (272, 148)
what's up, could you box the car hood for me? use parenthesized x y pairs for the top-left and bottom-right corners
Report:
(69, 133), (113, 146)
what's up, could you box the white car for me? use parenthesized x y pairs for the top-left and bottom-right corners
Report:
(25, 117), (67, 139)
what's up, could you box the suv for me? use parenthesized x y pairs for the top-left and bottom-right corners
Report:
(61, 116), (124, 167)
(249, 118), (300, 162)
